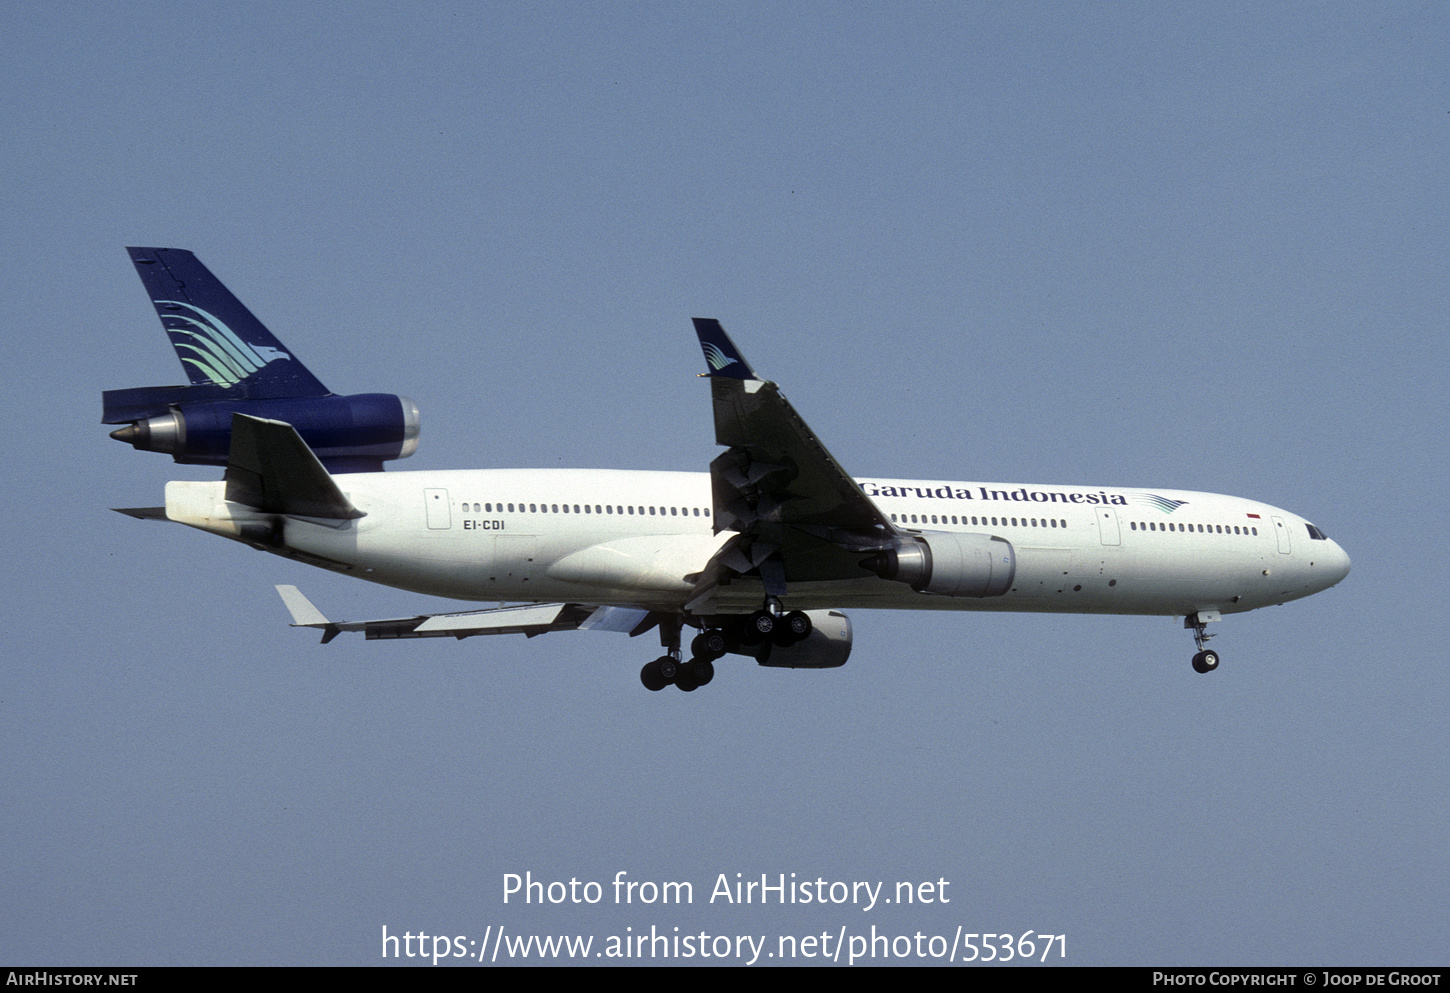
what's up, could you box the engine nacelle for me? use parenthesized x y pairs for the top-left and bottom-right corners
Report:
(865, 530), (1016, 598)
(743, 610), (853, 669)
(105, 391), (420, 472)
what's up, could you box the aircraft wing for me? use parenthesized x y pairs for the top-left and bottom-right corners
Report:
(276, 585), (652, 643)
(690, 319), (901, 600)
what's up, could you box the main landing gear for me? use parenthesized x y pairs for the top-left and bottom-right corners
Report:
(638, 601), (815, 692)
(1185, 612), (1221, 674)
(640, 650), (716, 692)
(638, 613), (719, 693)
(738, 598), (812, 649)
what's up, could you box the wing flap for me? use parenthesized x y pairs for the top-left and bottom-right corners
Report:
(693, 320), (892, 536)
(690, 319), (899, 598)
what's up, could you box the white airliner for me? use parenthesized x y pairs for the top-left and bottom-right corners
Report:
(109, 249), (1351, 691)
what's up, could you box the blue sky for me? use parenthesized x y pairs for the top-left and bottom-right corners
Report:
(2, 2), (1446, 966)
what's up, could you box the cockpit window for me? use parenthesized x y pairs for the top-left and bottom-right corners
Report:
(1306, 523), (1329, 540)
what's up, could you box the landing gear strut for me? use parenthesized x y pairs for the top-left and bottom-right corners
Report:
(1185, 612), (1221, 674)
(640, 615), (683, 691)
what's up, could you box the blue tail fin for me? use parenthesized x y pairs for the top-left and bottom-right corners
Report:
(108, 248), (421, 472)
(126, 247), (329, 398)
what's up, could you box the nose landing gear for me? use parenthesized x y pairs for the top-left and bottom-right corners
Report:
(1185, 611), (1222, 674)
(1191, 649), (1220, 674)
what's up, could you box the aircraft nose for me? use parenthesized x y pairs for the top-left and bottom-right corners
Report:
(1326, 540), (1351, 586)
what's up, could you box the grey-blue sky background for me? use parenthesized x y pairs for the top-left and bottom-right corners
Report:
(2, 2), (1445, 966)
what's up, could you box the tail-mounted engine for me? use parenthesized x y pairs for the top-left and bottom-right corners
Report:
(104, 390), (420, 473)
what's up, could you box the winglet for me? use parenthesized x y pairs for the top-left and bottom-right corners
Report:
(692, 318), (760, 380)
(277, 585), (329, 625)
(275, 585), (342, 644)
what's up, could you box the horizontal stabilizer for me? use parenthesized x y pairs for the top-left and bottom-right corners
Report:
(225, 414), (363, 519)
(112, 506), (168, 520)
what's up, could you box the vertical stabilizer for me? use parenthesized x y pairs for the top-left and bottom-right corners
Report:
(126, 247), (329, 398)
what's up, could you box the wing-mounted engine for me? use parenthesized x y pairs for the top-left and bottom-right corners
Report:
(863, 530), (1016, 598)
(743, 609), (852, 668)
(700, 609), (851, 668)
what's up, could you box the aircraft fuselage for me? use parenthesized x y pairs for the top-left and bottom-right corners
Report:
(165, 467), (1350, 618)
